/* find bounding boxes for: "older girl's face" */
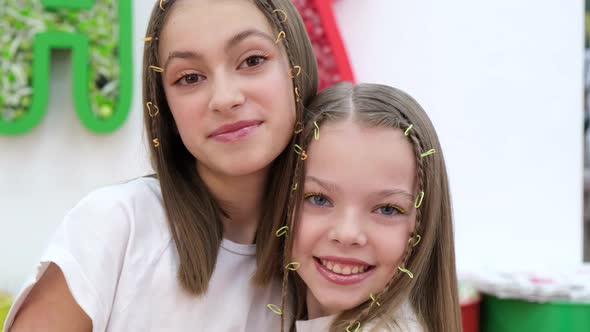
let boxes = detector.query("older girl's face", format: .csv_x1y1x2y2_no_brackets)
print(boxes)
292,120,418,318
159,0,296,177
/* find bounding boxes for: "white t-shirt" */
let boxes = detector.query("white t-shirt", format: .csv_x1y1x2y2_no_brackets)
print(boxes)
3,177,284,332
295,300,424,332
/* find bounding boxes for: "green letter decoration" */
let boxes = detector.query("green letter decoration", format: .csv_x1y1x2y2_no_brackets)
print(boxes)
0,0,132,135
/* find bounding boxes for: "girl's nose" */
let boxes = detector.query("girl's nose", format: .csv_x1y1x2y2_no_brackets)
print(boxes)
328,212,368,247
208,71,246,113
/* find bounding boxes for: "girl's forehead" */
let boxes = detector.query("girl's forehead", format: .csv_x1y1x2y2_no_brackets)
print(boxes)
315,120,406,143
164,0,270,33
309,122,411,164
159,0,274,55
306,120,416,191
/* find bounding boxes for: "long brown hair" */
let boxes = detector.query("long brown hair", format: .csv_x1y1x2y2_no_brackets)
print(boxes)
285,82,462,332
142,0,318,296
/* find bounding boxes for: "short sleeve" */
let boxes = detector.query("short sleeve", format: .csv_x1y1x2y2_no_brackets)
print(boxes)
3,186,133,332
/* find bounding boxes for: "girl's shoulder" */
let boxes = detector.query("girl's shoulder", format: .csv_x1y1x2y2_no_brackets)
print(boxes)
372,300,425,332
68,176,167,236
78,176,162,212
3,177,172,332
61,176,172,259
50,175,171,265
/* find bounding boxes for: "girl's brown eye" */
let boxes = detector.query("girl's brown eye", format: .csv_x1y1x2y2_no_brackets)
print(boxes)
240,55,267,68
183,74,201,84
175,73,204,86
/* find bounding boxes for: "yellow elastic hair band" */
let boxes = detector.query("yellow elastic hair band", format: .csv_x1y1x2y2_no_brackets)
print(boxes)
286,262,301,271
146,102,159,117
275,226,288,237
273,9,288,23
294,122,303,134
313,121,320,140
267,304,282,315
149,65,164,73
346,321,361,332
289,65,302,78
420,149,436,158
398,266,414,279
404,124,413,136
294,144,308,160
414,191,424,208
275,31,286,44
370,293,381,307
412,234,422,247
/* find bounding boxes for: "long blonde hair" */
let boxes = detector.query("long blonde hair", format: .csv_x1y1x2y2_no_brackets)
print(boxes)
141,0,318,295
285,82,462,332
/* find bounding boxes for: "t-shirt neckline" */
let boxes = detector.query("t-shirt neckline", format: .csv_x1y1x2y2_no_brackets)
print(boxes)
220,238,256,256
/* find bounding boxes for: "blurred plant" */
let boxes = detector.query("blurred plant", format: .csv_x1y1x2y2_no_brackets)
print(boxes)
0,0,119,123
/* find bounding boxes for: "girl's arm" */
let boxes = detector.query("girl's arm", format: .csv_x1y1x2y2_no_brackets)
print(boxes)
5,180,156,332
9,263,92,332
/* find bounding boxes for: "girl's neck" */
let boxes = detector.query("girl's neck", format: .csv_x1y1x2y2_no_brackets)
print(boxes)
197,163,268,245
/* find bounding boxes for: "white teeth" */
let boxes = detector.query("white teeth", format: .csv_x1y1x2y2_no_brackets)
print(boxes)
319,259,369,275
333,264,342,274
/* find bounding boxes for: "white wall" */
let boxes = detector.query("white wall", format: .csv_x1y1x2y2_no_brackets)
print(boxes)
0,0,584,294
0,3,153,294
332,0,585,272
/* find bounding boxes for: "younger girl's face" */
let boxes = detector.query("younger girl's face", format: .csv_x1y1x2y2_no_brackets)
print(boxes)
158,0,296,177
292,120,417,318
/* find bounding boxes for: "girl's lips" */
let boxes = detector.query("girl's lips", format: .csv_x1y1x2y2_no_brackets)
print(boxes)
313,257,375,286
209,120,262,143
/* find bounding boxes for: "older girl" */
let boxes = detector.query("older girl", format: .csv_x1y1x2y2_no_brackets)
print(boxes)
5,1,318,331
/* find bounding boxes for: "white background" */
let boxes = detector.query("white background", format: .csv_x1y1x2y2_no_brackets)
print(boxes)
0,0,585,294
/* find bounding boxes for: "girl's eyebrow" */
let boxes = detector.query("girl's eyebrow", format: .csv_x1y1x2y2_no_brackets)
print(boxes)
307,175,414,200
163,29,274,71
373,189,414,201
224,28,275,52
306,175,339,193
164,50,202,71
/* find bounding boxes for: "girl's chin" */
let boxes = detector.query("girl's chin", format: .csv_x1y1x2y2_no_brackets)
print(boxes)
309,293,367,317
197,156,273,178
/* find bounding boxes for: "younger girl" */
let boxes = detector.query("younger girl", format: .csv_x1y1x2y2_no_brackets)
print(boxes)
5,0,318,331
282,82,462,331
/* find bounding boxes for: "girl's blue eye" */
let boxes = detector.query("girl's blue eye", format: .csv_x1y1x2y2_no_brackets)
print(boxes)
304,193,332,207
375,205,405,216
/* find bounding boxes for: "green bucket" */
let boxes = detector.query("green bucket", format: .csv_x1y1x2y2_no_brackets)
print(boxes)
481,294,590,332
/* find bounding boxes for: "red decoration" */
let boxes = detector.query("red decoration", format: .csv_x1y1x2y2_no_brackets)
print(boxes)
293,0,355,91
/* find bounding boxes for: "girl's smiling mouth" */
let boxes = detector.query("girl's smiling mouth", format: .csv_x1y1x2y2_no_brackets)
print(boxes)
313,256,376,285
